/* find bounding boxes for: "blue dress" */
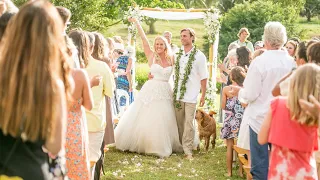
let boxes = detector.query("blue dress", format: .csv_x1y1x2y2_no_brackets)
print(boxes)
220,96,245,139
116,56,134,106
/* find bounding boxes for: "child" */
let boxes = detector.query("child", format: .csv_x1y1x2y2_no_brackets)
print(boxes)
221,66,246,177
258,64,320,179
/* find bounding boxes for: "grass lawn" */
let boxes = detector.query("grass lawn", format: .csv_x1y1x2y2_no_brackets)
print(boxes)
102,93,230,180
102,125,244,180
297,17,320,40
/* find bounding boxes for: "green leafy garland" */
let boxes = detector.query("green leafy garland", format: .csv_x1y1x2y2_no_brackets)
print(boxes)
173,46,198,109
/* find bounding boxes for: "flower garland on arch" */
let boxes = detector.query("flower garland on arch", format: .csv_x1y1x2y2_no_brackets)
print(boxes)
203,8,220,44
173,46,198,109
123,6,143,41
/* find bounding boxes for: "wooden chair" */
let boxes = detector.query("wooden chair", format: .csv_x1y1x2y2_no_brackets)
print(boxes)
233,143,252,179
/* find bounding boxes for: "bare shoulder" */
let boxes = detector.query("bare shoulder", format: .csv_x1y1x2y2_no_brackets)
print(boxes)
222,86,230,93
73,69,88,79
223,86,235,97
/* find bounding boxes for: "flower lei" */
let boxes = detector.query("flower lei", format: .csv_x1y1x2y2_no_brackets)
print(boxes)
203,8,220,44
173,46,198,109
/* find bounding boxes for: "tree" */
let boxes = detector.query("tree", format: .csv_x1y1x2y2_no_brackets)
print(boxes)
12,0,120,31
215,0,305,14
12,0,27,7
303,0,320,21
177,0,213,8
134,0,184,34
218,0,299,58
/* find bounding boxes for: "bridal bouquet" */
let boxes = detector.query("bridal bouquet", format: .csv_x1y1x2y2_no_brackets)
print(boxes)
203,8,220,44
124,6,143,41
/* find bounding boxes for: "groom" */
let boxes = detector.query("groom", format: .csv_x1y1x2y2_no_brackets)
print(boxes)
174,28,208,159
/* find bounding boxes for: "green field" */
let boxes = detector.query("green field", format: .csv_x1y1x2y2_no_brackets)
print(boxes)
104,19,207,52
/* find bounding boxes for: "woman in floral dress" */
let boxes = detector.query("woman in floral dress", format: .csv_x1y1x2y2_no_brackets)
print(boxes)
65,59,94,179
220,66,246,177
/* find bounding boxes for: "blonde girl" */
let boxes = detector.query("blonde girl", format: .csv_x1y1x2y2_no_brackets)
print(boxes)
259,64,320,179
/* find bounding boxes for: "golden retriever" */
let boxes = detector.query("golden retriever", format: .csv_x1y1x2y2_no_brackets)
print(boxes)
195,109,217,151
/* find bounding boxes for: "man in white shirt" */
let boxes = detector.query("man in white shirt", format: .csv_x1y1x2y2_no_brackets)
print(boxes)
174,28,208,160
231,22,295,179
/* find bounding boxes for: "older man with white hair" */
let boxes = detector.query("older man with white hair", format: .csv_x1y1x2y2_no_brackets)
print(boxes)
163,31,179,54
231,22,295,179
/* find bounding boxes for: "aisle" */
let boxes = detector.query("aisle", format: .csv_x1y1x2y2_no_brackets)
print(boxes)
102,127,244,180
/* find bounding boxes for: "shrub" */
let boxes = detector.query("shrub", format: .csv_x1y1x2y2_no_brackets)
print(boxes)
135,63,149,90
136,48,148,64
219,0,300,58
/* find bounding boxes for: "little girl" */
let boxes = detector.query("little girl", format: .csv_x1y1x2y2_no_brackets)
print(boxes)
258,64,320,179
221,66,246,177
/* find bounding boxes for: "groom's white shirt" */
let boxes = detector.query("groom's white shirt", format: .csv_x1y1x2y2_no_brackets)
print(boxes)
176,46,208,103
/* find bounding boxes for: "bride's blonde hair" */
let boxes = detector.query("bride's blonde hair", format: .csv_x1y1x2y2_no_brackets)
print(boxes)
288,63,320,126
153,36,173,66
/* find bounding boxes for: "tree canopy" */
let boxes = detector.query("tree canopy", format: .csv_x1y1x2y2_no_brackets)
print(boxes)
218,0,300,58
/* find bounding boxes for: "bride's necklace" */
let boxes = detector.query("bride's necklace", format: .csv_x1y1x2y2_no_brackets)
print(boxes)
173,46,197,109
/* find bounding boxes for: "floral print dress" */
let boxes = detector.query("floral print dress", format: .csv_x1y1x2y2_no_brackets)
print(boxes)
65,98,90,180
220,96,245,139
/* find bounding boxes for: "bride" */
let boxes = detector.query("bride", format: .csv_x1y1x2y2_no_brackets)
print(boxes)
114,17,183,158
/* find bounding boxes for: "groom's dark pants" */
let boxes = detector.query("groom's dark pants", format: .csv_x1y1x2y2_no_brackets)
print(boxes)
175,101,197,155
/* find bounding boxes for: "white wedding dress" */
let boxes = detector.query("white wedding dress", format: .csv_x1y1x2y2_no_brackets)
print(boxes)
114,63,183,158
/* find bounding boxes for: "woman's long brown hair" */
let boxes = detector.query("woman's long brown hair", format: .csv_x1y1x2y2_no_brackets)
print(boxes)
68,30,91,67
92,32,107,60
0,0,72,142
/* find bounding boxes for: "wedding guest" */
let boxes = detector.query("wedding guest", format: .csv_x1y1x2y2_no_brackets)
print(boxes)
114,43,134,105
231,27,254,53
221,66,246,177
285,40,298,57
217,43,239,124
91,31,117,180
218,42,240,78
259,64,319,179
254,41,264,51
0,0,6,16
231,22,296,180
92,32,110,66
0,1,71,179
113,35,124,46
106,37,115,61
56,6,82,70
252,49,266,59
0,11,15,41
272,40,318,97
298,41,320,178
307,41,320,64
236,46,252,70
87,31,115,178
163,31,179,54
0,0,18,14
65,45,94,180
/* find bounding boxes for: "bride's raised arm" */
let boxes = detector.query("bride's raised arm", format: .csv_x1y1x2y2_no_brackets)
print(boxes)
129,18,154,67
